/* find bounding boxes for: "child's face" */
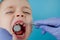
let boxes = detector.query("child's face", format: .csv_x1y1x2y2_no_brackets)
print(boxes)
0,0,32,40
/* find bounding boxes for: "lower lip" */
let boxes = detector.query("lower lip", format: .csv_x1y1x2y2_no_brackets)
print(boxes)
13,29,26,40
12,27,26,39
16,34,26,39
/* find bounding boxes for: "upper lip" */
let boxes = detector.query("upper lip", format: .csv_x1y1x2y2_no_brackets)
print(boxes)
14,20,24,26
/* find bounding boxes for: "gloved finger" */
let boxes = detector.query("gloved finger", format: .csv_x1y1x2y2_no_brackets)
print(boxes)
33,18,60,28
0,28,12,40
41,26,60,40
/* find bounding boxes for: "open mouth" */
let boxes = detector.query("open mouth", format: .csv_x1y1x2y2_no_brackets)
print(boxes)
12,20,26,39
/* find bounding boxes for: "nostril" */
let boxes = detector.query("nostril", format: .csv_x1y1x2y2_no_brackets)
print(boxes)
17,15,19,17
16,15,24,17
21,15,24,17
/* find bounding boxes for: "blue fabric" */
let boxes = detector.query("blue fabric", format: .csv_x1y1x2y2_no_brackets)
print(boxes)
33,18,60,40
0,28,12,40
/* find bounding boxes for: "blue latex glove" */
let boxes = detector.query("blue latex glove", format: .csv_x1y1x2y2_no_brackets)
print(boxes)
0,28,12,40
33,18,60,40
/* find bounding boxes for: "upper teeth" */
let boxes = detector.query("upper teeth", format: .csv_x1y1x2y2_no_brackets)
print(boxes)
14,24,21,32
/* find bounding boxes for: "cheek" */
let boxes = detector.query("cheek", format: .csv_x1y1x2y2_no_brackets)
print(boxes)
25,15,32,38
25,22,32,39
0,11,13,26
25,15,32,24
1,16,8,23
0,15,12,31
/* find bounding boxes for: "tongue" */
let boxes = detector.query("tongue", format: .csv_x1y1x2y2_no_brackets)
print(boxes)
15,31,24,35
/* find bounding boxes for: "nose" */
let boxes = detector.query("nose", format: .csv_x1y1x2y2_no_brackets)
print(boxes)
14,13,25,20
14,9,26,19
14,11,25,18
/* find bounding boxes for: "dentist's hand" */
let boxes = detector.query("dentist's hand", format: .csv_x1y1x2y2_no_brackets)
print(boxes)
34,18,60,40
0,28,12,40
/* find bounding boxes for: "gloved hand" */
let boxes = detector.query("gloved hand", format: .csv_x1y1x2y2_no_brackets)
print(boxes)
0,28,12,40
33,18,60,40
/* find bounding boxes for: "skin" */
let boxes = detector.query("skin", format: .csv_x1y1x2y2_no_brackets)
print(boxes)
0,0,32,40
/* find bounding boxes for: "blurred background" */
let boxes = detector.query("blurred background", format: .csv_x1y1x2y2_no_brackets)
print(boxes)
28,0,60,40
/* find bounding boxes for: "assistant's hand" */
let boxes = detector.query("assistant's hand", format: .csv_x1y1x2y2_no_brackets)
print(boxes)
33,18,60,40
0,28,12,40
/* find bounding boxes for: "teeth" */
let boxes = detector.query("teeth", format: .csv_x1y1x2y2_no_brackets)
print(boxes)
14,24,21,32
20,22,23,25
